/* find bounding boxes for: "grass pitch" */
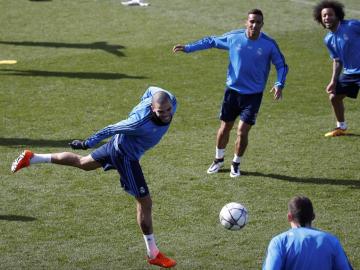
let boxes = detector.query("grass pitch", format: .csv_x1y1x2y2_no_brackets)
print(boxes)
1,0,360,269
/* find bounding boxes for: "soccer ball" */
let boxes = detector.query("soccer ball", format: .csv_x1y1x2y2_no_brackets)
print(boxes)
219,202,248,231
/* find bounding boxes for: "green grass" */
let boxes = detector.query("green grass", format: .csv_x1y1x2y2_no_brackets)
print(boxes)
1,0,360,269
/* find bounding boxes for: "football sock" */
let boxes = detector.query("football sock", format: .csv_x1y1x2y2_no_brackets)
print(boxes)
30,154,51,164
232,154,241,164
215,147,225,159
143,234,159,259
336,121,347,130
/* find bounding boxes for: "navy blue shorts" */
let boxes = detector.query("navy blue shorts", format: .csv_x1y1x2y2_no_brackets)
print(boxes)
220,88,263,125
336,73,360,99
91,137,149,198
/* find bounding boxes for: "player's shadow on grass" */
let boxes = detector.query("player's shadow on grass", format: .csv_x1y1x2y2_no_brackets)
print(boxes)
0,41,125,58
243,171,360,188
1,138,77,148
0,69,146,80
0,215,37,222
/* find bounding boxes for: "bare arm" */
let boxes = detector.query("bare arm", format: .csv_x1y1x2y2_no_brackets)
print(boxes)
326,59,343,94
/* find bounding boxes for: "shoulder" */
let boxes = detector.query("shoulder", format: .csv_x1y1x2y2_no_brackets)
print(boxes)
129,99,153,121
221,29,246,38
259,33,280,47
260,32,275,42
269,229,291,246
343,19,360,26
324,32,334,44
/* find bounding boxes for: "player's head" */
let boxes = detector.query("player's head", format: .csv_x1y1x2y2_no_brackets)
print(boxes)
287,196,315,227
151,91,173,124
246,9,264,39
313,0,345,29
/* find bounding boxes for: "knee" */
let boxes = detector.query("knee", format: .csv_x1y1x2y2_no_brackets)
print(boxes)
79,157,92,171
219,125,232,135
329,94,343,103
138,196,153,212
237,129,249,139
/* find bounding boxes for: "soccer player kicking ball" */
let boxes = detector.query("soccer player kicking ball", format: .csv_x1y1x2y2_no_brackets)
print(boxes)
11,86,177,268
314,1,360,137
173,9,288,177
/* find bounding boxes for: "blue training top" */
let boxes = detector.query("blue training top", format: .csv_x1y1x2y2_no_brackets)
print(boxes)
184,29,288,94
324,19,360,75
262,227,353,270
85,86,177,160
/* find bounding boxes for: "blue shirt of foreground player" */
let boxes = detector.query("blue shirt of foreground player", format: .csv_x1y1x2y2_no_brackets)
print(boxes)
183,30,288,94
84,86,177,160
262,227,353,270
324,19,360,74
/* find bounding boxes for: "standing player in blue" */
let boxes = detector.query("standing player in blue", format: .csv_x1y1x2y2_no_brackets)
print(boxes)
173,9,288,177
314,1,360,137
11,86,177,268
262,196,353,270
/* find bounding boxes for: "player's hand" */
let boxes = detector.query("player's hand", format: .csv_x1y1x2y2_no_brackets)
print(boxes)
270,86,282,100
173,44,185,53
326,81,336,94
69,140,88,150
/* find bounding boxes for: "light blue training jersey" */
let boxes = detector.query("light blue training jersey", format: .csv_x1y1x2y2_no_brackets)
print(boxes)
262,227,353,270
324,19,360,74
184,29,288,94
85,86,177,160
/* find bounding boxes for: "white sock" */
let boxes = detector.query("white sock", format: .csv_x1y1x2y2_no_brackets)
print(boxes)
232,154,241,164
143,234,159,259
30,154,51,164
336,121,347,130
215,147,225,160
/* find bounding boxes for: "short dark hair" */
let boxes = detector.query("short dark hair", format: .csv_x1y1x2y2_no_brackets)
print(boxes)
288,196,315,227
152,91,171,105
248,9,264,20
313,0,345,25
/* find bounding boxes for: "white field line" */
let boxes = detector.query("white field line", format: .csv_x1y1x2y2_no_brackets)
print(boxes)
290,0,360,15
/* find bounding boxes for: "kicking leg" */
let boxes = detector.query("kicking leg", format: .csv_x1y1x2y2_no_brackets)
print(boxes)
51,152,101,171
11,150,101,173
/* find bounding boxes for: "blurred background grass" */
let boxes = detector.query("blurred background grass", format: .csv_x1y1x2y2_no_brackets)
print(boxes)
1,0,359,269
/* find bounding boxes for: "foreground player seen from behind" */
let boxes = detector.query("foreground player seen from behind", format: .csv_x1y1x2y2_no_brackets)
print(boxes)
173,9,288,178
262,196,353,270
11,86,177,268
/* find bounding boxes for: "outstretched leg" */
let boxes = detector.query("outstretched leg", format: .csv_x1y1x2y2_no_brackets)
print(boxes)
51,152,101,171
11,150,101,173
